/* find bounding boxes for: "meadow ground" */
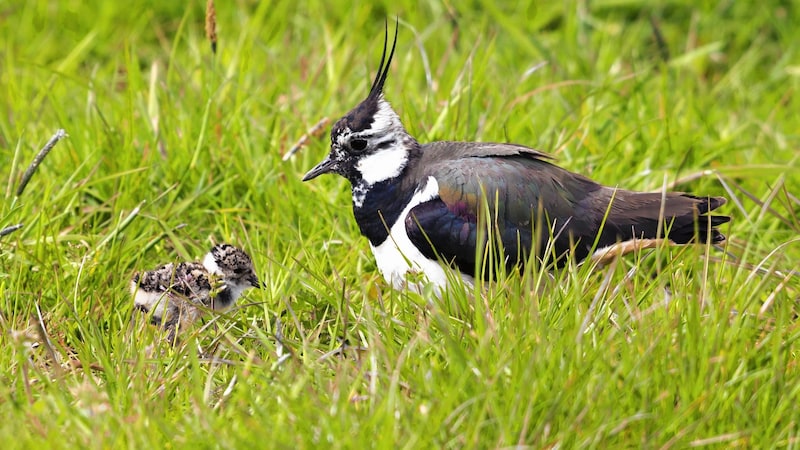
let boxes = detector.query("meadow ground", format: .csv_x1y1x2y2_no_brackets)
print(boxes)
1,1,799,448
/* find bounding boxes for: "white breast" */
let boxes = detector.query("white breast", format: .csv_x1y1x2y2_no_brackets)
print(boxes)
370,176,475,294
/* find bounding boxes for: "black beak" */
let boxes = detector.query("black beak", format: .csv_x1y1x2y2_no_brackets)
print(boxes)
302,154,336,181
249,274,263,289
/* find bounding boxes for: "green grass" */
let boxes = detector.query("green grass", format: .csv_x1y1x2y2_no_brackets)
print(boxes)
1,0,799,448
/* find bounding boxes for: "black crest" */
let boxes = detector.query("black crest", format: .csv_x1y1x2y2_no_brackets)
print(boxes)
368,18,399,101
332,19,399,136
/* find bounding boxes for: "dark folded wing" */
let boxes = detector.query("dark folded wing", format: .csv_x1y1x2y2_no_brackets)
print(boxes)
405,149,598,276
406,142,729,277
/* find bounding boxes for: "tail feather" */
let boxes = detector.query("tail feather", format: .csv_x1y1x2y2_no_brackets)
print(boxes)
570,191,730,261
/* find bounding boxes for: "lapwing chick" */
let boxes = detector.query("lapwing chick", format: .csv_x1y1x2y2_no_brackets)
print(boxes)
302,23,730,293
130,244,261,344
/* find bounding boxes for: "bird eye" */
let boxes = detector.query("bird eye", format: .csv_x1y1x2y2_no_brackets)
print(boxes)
350,139,368,152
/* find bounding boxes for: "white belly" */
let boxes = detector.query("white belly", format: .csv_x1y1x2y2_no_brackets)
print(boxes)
370,176,475,294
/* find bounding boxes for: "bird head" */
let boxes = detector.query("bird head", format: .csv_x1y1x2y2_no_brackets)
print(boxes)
203,244,262,294
303,21,418,189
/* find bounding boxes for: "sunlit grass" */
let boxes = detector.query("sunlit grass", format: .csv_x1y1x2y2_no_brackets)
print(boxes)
0,0,798,448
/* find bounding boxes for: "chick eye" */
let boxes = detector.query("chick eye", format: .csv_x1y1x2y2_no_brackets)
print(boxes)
350,139,368,152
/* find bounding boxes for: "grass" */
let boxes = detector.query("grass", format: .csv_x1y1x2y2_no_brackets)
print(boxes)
1,0,799,447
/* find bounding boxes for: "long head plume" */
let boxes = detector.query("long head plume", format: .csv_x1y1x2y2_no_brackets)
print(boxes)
367,18,398,101
301,18,408,184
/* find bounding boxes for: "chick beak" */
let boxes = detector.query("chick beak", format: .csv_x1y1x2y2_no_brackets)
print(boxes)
249,274,263,289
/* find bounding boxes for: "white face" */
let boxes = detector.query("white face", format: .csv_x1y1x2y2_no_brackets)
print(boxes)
355,145,409,185
202,248,258,304
131,286,169,320
351,99,411,184
305,92,419,190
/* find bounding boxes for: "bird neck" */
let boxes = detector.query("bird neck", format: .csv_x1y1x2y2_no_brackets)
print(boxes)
352,176,417,246
210,286,235,310
350,117,424,246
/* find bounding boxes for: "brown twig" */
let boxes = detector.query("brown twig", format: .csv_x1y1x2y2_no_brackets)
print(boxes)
17,129,67,196
647,169,716,193
205,0,218,54
283,117,330,161
589,238,668,267
34,301,65,379
67,360,106,372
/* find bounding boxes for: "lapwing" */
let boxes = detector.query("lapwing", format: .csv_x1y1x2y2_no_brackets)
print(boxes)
303,24,730,293
131,243,261,343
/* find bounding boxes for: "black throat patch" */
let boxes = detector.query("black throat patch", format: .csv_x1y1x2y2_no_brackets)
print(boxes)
352,177,416,246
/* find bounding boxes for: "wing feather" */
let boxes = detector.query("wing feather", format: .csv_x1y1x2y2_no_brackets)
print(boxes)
404,142,729,278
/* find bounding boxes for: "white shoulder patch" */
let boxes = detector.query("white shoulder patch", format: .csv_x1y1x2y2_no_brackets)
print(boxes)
370,176,475,294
